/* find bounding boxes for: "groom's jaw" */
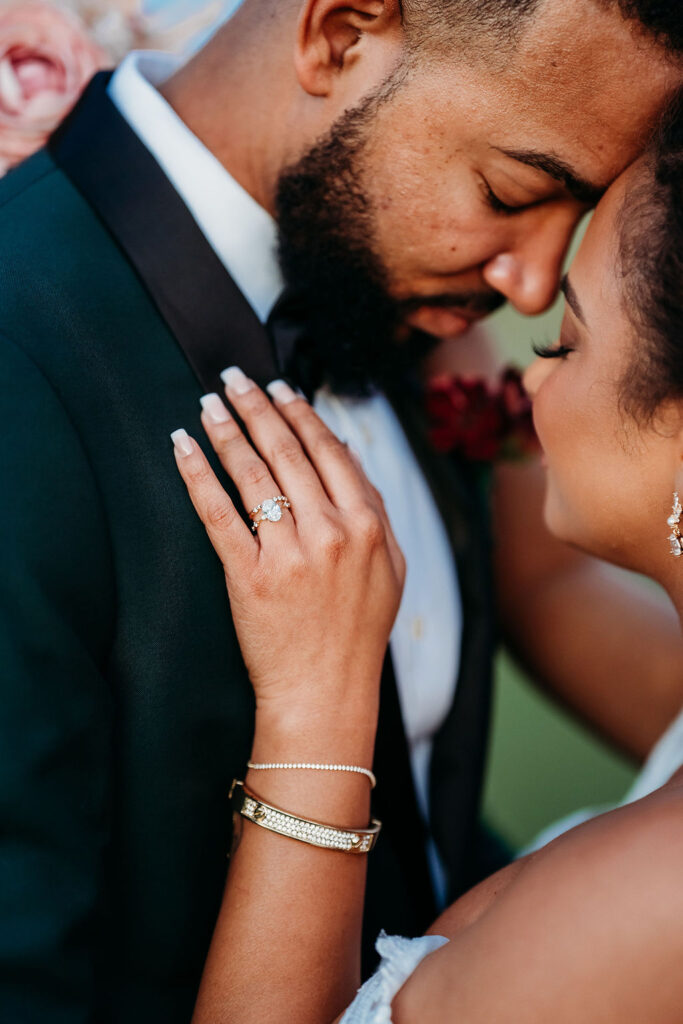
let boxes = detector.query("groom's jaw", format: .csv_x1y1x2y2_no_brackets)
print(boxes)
397,290,507,340
403,307,472,339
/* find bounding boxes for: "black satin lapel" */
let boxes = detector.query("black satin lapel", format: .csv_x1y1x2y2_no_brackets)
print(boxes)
48,73,280,397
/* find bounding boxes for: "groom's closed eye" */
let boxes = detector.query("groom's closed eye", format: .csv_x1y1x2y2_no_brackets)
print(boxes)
482,180,532,216
496,148,607,207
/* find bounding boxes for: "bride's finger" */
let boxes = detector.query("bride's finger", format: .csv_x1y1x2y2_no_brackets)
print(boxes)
267,384,406,579
219,369,329,511
266,380,378,513
197,392,296,539
170,429,257,574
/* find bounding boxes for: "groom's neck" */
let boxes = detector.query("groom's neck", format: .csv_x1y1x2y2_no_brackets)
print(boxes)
160,1,315,218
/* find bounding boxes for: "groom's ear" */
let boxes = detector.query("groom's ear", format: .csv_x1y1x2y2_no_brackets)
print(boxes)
294,0,403,97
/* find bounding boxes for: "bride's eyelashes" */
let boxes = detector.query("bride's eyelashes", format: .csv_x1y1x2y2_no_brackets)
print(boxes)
532,339,576,360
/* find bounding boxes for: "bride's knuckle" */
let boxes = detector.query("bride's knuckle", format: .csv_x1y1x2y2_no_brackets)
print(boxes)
271,438,303,466
242,389,270,417
241,461,271,490
319,524,349,564
314,432,346,460
219,430,245,454
370,483,385,508
356,509,384,548
287,402,315,427
285,550,308,579
185,460,211,486
205,500,236,530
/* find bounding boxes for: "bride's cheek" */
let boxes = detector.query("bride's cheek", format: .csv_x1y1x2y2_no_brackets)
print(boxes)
530,374,582,538
528,374,559,464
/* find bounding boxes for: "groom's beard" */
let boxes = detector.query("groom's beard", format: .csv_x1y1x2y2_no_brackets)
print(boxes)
275,92,506,395
275,92,406,396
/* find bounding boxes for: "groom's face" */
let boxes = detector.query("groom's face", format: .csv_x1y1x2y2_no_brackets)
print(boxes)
275,0,680,392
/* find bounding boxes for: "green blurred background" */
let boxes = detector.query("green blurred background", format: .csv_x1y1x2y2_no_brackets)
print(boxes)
479,221,638,850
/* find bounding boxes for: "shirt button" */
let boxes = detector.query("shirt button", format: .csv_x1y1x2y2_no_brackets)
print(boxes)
412,616,425,640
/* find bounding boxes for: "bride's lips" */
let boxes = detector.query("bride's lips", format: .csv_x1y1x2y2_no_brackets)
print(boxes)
403,304,475,338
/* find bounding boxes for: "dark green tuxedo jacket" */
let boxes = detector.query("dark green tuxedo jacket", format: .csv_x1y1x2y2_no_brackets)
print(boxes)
0,75,495,1022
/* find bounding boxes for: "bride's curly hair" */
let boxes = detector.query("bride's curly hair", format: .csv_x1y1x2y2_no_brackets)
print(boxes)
618,89,683,423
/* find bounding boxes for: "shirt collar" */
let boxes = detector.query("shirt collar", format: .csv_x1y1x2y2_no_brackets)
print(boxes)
108,50,284,323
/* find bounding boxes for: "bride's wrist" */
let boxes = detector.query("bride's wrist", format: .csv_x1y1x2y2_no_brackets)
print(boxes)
251,694,379,767
244,687,380,829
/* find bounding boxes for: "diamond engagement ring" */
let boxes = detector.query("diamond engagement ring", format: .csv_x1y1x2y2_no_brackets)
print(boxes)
249,495,291,531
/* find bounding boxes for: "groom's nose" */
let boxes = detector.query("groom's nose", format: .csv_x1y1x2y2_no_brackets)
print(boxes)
480,205,585,316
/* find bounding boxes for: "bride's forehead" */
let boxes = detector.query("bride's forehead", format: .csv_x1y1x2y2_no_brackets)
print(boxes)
602,159,649,210
574,166,645,281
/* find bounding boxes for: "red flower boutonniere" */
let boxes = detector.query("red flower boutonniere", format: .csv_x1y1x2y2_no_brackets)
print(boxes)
427,367,539,462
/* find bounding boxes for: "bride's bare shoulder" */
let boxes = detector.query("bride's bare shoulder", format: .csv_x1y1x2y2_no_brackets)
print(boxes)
395,780,683,1024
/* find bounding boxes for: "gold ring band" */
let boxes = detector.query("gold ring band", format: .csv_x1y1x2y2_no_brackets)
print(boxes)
249,495,291,531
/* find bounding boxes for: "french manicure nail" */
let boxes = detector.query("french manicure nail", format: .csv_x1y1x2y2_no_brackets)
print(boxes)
220,366,255,395
266,379,298,404
200,393,232,423
171,428,194,457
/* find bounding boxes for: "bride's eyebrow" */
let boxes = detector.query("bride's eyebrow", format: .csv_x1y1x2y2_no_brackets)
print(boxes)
561,274,587,325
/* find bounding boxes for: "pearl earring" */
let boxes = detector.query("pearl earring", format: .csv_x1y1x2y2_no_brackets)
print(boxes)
668,492,682,557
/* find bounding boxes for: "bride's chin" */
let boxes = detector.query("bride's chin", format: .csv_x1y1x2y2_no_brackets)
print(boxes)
541,490,575,545
545,500,660,577
542,492,610,562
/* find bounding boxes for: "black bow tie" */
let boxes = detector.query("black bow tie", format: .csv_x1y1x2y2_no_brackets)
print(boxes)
266,287,325,401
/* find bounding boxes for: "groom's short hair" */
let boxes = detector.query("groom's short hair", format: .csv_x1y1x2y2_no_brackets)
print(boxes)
402,0,683,56
402,0,539,51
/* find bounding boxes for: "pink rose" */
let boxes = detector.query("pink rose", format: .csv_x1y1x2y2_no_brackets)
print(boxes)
0,2,108,175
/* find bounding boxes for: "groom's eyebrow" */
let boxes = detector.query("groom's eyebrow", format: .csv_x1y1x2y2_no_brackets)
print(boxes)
561,274,586,325
496,148,606,205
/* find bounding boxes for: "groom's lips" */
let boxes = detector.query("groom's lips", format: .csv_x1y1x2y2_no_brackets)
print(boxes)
403,304,479,339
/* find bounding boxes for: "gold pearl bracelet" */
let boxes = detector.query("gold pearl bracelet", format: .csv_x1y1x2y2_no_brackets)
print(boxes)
229,780,382,854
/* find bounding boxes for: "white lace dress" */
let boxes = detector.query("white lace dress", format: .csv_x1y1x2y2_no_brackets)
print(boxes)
341,706,683,1021
340,932,449,1023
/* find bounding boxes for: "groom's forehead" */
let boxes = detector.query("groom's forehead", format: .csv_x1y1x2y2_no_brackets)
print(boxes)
384,9,681,187
403,0,679,114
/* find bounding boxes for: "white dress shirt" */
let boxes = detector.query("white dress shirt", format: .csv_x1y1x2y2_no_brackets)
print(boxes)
109,52,463,900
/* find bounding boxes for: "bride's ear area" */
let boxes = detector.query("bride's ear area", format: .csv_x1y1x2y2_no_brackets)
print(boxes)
666,460,683,558
294,0,401,96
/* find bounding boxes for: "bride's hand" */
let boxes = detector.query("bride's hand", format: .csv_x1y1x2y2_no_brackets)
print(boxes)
172,372,405,730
